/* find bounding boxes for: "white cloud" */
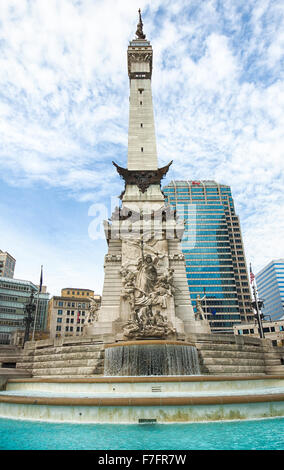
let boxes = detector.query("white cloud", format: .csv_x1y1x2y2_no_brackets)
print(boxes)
0,0,283,287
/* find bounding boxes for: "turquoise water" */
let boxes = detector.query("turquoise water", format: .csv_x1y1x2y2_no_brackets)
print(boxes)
0,417,283,450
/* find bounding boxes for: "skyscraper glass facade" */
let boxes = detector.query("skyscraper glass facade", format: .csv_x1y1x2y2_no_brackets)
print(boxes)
256,259,284,320
163,180,253,334
0,277,49,344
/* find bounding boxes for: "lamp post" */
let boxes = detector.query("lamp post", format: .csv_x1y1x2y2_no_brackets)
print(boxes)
23,291,36,348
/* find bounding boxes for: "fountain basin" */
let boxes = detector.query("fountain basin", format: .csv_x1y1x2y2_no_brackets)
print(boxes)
1,375,284,423
104,340,200,376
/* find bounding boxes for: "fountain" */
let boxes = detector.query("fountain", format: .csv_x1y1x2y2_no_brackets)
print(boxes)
104,341,201,376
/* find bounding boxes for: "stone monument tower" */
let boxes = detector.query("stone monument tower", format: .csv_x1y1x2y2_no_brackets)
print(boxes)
84,11,210,341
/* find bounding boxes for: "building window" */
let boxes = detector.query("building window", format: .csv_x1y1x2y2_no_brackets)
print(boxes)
57,310,63,315
58,301,63,306
141,147,143,152
56,326,61,331
141,123,143,127
57,318,62,323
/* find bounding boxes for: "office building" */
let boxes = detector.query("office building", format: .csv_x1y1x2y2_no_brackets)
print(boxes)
0,276,50,344
163,180,254,333
48,288,101,339
0,250,16,278
256,259,284,320
233,318,284,347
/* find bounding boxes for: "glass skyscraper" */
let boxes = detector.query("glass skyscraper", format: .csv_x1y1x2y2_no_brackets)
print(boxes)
163,180,254,334
256,259,284,320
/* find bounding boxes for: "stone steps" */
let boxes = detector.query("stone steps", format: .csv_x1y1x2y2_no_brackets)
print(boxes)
29,344,104,356
26,359,104,369
31,366,103,376
19,351,103,363
197,344,265,353
16,340,106,377
200,350,266,359
201,357,265,366
202,364,267,375
266,366,284,375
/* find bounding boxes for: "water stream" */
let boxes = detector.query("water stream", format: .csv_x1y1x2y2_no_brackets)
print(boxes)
104,343,200,376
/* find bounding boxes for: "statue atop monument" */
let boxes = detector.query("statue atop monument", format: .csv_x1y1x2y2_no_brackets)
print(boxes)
136,8,146,39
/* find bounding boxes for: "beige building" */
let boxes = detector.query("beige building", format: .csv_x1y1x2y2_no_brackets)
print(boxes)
0,250,16,278
48,288,101,339
234,319,284,347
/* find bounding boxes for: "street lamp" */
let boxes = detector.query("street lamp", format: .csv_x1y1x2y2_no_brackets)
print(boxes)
23,291,36,348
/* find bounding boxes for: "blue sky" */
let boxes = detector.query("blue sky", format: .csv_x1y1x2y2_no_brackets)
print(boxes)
0,0,283,296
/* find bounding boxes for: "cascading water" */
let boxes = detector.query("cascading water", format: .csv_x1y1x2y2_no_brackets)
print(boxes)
104,342,201,376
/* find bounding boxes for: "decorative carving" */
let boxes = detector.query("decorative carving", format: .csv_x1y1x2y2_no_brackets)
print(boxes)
111,205,176,223
120,241,176,338
123,310,175,338
195,295,207,321
105,254,122,262
169,253,184,261
84,297,100,325
128,52,152,63
127,51,152,78
113,161,173,193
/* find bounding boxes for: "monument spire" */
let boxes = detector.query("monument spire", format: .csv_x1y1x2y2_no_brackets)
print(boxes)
127,12,157,171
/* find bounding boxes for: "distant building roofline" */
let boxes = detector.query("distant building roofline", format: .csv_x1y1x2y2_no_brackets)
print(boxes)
61,288,95,292
163,180,230,188
0,250,16,261
256,259,284,277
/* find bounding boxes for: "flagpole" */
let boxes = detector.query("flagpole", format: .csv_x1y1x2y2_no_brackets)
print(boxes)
32,265,43,341
250,263,264,339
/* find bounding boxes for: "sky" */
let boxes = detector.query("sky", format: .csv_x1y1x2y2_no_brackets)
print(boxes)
0,0,283,297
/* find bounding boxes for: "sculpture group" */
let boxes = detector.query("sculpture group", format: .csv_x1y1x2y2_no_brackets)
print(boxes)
120,242,176,338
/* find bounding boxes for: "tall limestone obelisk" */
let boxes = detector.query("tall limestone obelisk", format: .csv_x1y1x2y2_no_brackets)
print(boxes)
84,11,210,340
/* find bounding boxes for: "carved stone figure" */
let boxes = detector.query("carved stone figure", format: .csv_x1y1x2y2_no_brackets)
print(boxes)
85,296,99,325
136,254,158,296
120,244,176,338
120,268,137,312
195,295,206,321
